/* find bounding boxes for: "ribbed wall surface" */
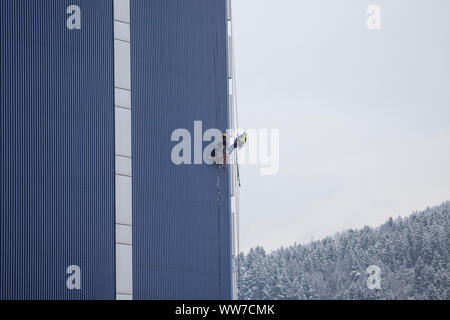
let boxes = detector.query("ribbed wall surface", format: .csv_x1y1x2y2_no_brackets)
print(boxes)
0,0,115,299
131,0,232,299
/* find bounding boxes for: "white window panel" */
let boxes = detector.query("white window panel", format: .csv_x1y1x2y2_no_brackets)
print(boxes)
114,40,131,90
115,107,131,157
116,224,132,245
116,155,132,176
113,0,130,23
228,36,232,77
116,175,132,226
116,294,132,300
115,88,131,109
114,0,132,301
116,244,133,295
114,21,130,42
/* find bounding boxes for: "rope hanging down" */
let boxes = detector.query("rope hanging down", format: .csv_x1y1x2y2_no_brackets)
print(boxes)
228,0,243,299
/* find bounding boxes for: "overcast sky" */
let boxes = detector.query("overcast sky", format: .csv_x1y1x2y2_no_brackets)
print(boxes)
232,0,450,252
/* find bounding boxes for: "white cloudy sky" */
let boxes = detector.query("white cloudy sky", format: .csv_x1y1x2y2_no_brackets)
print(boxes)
232,0,450,251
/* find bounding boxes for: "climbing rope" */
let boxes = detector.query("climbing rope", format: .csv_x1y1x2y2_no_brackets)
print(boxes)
228,0,242,299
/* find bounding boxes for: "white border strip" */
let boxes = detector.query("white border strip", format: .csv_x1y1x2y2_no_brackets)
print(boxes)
113,0,133,301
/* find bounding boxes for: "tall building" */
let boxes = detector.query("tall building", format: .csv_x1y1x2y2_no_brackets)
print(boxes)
0,0,234,300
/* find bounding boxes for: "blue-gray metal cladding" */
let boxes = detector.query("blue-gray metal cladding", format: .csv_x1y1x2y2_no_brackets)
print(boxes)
0,0,115,299
131,0,232,299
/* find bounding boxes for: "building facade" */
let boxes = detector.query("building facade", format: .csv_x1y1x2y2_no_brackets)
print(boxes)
0,0,232,300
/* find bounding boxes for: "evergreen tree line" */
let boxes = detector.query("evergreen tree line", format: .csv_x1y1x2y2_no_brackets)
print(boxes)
237,202,450,300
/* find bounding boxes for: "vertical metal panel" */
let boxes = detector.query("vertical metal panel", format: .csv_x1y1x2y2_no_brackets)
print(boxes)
0,0,115,299
130,0,232,299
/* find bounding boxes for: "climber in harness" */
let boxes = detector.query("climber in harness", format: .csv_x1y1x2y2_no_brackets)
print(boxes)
209,132,248,166
210,133,228,160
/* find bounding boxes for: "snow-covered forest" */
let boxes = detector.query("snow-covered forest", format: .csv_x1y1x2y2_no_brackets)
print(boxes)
237,202,449,300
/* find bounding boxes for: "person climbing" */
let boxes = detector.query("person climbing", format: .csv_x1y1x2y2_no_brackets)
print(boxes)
210,132,247,159
210,133,227,159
